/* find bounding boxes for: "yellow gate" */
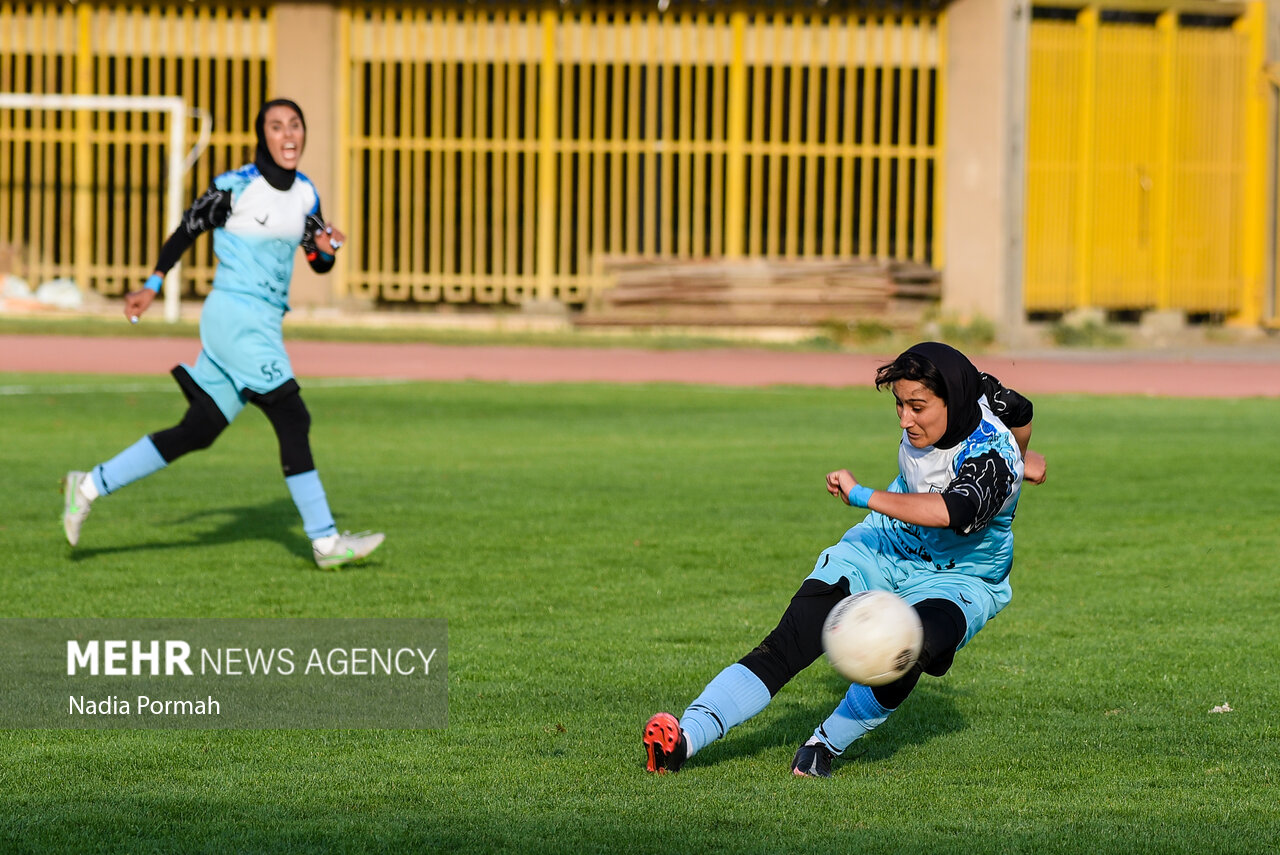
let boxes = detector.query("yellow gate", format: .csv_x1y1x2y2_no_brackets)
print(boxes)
1025,2,1266,321
340,7,944,305
0,2,272,297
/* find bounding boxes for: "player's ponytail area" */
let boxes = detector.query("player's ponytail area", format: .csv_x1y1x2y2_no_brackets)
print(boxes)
4,372,1277,853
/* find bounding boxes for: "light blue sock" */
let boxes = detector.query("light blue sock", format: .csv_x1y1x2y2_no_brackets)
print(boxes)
679,663,772,757
811,683,893,755
91,437,167,496
285,470,338,540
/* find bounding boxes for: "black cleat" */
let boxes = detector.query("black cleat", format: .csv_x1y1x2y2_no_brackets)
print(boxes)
791,741,835,778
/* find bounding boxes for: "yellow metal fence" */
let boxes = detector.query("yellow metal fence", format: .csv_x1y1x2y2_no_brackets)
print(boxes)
341,8,944,305
0,1,271,296
1025,2,1266,320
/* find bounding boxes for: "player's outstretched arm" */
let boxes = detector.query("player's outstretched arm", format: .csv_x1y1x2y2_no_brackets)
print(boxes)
827,469,950,528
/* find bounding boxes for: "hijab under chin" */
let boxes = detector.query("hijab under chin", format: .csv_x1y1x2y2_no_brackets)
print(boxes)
905,341,982,450
254,98,306,191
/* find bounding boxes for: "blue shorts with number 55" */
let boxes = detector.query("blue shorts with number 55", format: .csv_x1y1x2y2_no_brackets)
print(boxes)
180,287,294,423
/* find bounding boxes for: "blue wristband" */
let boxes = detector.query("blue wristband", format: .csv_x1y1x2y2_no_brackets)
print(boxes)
144,273,164,293
846,484,874,508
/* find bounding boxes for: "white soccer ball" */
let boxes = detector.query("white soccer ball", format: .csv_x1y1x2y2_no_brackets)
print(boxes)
821,591,924,686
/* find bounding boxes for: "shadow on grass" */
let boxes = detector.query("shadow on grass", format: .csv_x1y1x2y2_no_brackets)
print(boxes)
68,497,313,564
684,678,967,773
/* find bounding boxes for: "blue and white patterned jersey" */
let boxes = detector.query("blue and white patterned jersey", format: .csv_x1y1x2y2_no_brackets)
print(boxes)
862,397,1025,583
157,165,326,312
203,165,321,310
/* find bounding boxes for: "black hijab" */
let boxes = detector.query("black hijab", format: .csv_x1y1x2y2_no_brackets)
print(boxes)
254,99,306,191
905,341,982,450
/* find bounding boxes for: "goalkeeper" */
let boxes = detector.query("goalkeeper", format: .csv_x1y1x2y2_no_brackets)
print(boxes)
61,99,383,570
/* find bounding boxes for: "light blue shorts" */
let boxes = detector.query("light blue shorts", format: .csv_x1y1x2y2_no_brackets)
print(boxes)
182,288,294,423
806,524,1012,649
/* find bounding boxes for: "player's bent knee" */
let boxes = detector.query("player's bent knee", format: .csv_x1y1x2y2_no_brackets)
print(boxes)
913,598,967,677
739,578,851,696
254,386,315,476
150,404,227,462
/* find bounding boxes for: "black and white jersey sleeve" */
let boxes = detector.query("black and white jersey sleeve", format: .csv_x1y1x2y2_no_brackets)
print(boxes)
152,185,233,274
980,373,1033,429
940,448,1018,535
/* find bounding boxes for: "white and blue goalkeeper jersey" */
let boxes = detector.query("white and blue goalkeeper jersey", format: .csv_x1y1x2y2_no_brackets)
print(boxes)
862,397,1025,583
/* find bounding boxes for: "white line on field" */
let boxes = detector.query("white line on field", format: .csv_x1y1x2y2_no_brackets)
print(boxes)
0,377,417,396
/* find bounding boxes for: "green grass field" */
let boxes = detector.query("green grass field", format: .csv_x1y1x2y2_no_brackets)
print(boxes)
2,373,1277,853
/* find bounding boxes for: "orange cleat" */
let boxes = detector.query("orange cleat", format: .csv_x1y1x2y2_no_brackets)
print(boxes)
643,712,688,774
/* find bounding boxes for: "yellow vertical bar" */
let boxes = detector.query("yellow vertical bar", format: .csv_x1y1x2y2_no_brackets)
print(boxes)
678,15,693,258
480,16,493,291
591,14,607,269
643,16,658,255
559,16,575,292
933,10,946,269
1153,11,1174,310
840,16,857,257
725,11,747,257
821,19,841,257
750,27,768,256
0,3,10,254
786,16,806,257
558,16,574,292
894,18,911,261
708,16,725,257
535,10,557,298
74,1,92,291
490,12,505,287
29,3,44,286
1073,7,1098,309
912,13,930,264
858,17,876,257
627,27,641,254
1235,1,1266,324
461,14,475,285
875,16,892,259
660,16,675,257
523,19,538,286
403,15,420,294
691,18,707,258
93,7,110,291
429,13,443,289
445,17,460,296
611,17,627,257
768,20,785,256
803,17,820,257
369,11,385,294
576,16,593,289
610,18,625,256
506,21,520,286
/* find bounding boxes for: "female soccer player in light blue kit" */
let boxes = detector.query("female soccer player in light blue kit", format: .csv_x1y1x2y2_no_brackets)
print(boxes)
644,342,1046,776
62,99,384,570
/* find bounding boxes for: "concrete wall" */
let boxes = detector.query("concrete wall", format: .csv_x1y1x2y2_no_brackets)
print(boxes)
942,0,1030,340
273,2,342,308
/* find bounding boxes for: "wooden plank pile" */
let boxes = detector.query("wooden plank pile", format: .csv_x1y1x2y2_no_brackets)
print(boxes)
576,257,939,327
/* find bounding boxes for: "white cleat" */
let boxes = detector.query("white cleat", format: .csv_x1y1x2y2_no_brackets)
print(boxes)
62,470,94,547
313,530,385,570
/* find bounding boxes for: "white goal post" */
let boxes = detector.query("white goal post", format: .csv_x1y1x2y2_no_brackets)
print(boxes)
0,93,211,323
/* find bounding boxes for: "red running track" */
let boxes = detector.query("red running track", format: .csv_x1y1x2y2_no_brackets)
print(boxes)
3,333,1280,398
